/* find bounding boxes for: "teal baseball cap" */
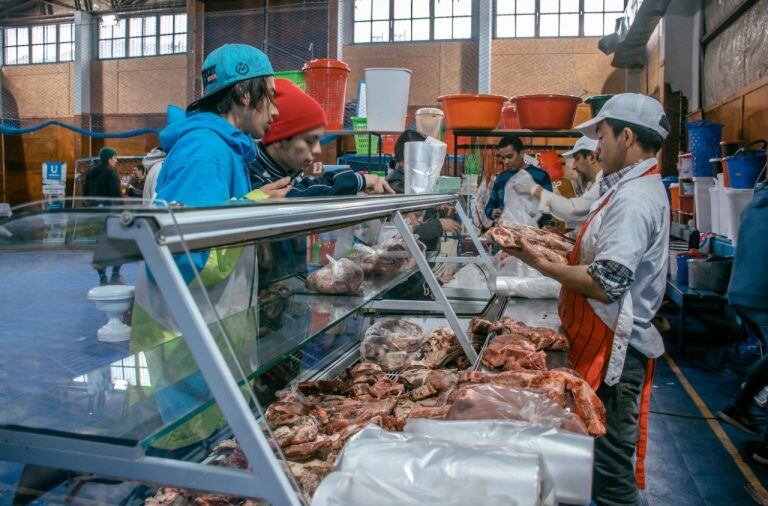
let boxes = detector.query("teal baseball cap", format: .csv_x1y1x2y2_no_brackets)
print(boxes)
187,43,274,111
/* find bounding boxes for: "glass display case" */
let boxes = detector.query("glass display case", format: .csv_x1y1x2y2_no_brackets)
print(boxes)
0,194,502,505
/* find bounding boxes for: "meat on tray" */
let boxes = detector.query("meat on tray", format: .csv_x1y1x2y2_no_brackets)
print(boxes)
489,317,569,351
486,225,570,265
360,318,425,371
481,333,548,371
356,236,427,276
305,257,364,294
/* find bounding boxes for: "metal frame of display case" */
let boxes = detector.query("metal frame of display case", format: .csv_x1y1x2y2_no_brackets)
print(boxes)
0,194,493,506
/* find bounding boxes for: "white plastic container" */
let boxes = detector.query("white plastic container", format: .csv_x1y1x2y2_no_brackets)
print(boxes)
365,68,412,132
678,153,693,179
415,107,444,139
693,177,715,232
709,185,721,235
723,187,755,246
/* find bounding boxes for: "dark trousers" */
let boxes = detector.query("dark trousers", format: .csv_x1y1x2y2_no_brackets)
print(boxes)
593,347,648,506
733,307,768,442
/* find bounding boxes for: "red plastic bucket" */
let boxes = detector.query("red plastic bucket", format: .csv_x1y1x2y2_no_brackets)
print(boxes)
500,102,520,129
303,59,350,130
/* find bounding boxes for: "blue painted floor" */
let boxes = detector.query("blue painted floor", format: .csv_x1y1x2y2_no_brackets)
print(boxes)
1,246,767,504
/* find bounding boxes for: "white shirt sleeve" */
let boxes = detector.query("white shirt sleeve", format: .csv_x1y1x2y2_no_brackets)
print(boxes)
537,180,601,222
593,189,658,274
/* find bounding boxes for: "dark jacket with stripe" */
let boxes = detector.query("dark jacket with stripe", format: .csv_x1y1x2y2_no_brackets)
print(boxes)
249,143,365,197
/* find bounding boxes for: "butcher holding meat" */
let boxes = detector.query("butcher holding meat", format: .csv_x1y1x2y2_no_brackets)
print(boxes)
499,94,671,506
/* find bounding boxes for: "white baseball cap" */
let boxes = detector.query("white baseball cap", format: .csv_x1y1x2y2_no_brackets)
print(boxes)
575,93,669,140
561,136,599,157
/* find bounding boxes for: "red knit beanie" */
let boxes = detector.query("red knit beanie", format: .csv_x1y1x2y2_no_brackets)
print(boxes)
262,78,327,145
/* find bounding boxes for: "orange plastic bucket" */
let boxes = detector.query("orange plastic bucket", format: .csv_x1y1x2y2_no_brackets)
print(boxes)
438,94,507,130
515,94,583,130
303,59,350,130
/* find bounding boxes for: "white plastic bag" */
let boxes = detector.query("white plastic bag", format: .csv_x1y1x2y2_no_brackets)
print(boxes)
405,419,594,506
404,137,447,195
315,425,543,506
499,170,540,226
491,251,561,299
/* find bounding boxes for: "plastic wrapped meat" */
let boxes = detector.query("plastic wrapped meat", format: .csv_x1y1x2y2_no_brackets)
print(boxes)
305,257,364,294
288,460,333,499
361,318,425,371
354,237,427,276
405,419,594,505
446,384,588,436
316,425,544,506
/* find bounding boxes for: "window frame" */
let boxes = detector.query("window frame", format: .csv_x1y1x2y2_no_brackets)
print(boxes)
352,0,475,44
3,22,75,66
97,11,187,61
493,0,625,39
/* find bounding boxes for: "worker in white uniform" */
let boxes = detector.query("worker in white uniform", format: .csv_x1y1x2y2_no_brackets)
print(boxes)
499,93,671,505
512,136,603,227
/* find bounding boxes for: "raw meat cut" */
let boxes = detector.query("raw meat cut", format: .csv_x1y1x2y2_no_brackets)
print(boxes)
486,226,570,265
481,332,547,371
288,460,333,498
406,404,452,421
306,257,364,294
361,318,425,371
489,317,569,351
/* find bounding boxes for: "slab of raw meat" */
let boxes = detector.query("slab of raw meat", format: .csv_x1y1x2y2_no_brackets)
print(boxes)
486,226,569,264
288,460,333,498
283,436,333,462
406,404,452,421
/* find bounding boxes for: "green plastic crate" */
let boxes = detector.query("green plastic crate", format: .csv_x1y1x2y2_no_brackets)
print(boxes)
275,70,306,91
352,117,379,155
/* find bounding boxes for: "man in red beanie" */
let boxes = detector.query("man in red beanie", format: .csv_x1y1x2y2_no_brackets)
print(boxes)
250,78,393,196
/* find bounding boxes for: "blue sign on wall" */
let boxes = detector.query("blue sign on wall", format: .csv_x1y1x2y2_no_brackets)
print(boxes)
44,162,65,181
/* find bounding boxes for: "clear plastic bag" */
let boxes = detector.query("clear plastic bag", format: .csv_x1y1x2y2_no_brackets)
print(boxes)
491,251,561,299
306,256,364,294
446,384,588,435
361,318,425,371
404,419,594,506
314,425,542,506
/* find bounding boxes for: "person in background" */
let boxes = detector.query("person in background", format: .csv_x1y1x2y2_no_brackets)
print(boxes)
84,146,123,285
716,186,768,463
514,136,603,226
251,79,393,196
386,129,427,194
141,147,165,202
387,129,460,249
501,94,671,505
125,165,146,199
485,135,552,227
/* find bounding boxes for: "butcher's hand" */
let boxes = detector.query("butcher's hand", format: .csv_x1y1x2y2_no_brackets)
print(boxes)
501,237,548,270
440,218,461,234
259,177,293,198
363,174,396,194
492,208,502,219
511,177,536,196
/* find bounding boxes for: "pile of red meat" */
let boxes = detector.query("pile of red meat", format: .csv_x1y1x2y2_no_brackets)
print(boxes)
146,318,606,504
486,222,572,265
474,316,569,372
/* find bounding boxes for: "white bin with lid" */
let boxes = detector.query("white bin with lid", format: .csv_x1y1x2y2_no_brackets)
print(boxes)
693,177,715,232
365,68,412,132
723,187,755,246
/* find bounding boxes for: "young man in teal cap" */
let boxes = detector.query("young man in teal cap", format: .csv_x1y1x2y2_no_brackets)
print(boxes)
155,43,290,206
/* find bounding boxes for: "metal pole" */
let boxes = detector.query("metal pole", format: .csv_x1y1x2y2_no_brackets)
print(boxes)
117,218,300,506
392,211,478,364
454,200,494,273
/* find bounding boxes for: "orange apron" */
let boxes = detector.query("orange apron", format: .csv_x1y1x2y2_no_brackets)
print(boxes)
557,165,659,488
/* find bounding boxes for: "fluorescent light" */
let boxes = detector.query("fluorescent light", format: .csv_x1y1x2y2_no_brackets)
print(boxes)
101,15,118,27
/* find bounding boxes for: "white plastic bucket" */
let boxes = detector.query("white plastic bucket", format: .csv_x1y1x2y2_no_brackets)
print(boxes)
709,185,721,235
365,68,412,132
723,187,755,246
415,107,444,139
693,177,714,232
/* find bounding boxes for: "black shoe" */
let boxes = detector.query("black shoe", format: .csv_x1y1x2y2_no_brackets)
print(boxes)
109,275,125,285
753,445,768,465
717,407,761,436
99,275,109,286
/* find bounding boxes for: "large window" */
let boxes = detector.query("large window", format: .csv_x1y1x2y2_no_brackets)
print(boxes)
99,13,186,59
4,23,74,65
353,0,473,43
495,0,624,38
